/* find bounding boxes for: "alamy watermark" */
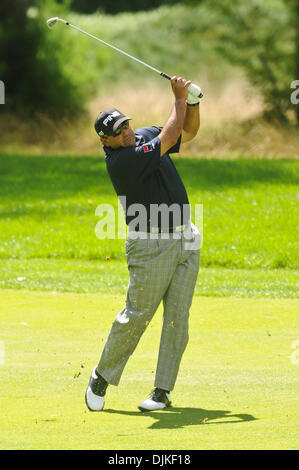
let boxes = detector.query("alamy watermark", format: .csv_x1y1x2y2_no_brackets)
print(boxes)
94,196,203,250
0,80,4,104
290,80,299,105
290,340,299,365
0,341,4,365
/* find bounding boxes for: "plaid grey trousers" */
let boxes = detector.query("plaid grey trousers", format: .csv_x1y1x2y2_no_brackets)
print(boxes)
96,226,200,391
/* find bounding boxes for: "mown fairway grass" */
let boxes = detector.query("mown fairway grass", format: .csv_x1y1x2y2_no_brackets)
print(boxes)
0,259,298,298
0,154,298,450
0,290,298,450
0,154,298,270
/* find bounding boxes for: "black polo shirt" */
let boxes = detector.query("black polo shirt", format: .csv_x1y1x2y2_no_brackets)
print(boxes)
104,126,190,230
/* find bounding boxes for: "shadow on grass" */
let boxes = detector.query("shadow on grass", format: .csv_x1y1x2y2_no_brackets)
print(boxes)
103,406,257,430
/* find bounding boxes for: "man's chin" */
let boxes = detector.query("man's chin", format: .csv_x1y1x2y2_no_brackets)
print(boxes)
123,137,136,147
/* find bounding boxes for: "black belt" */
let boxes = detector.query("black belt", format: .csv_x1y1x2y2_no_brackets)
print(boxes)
129,224,186,234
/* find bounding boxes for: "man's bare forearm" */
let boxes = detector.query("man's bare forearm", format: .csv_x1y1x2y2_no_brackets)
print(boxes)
183,103,200,137
158,76,191,155
164,98,186,142
159,97,186,155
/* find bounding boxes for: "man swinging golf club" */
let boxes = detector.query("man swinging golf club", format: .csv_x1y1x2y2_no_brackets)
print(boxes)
85,76,201,412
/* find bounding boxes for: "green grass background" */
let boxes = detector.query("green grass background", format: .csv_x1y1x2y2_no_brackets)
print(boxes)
0,153,298,450
0,155,298,269
0,290,298,450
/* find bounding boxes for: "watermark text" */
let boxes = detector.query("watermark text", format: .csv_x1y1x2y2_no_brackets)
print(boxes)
290,80,299,105
0,341,5,365
290,340,299,365
0,80,5,104
94,197,203,250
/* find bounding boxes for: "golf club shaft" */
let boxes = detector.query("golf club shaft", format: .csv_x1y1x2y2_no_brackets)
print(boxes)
47,17,202,98
62,20,171,80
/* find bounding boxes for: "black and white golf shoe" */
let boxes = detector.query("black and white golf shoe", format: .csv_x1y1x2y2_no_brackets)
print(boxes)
85,367,108,411
138,388,172,411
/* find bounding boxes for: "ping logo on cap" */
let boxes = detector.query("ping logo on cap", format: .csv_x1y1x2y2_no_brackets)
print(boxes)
103,111,121,127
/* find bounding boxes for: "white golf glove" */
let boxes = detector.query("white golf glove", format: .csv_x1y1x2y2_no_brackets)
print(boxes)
186,83,203,106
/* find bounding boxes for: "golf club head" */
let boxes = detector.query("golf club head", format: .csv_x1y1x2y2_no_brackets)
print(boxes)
46,17,59,28
46,17,68,28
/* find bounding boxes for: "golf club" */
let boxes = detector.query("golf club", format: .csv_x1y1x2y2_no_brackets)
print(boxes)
46,17,203,99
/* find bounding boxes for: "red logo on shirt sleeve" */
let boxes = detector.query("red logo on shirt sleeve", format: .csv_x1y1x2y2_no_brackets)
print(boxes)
142,143,153,153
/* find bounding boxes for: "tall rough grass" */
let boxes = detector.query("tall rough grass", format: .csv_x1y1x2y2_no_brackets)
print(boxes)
1,77,298,158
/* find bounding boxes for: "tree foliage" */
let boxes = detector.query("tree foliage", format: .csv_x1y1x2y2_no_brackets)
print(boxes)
294,0,299,123
69,0,182,15
208,0,298,124
0,0,84,117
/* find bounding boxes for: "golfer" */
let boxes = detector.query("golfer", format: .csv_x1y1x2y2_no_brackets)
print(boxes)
86,76,201,411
